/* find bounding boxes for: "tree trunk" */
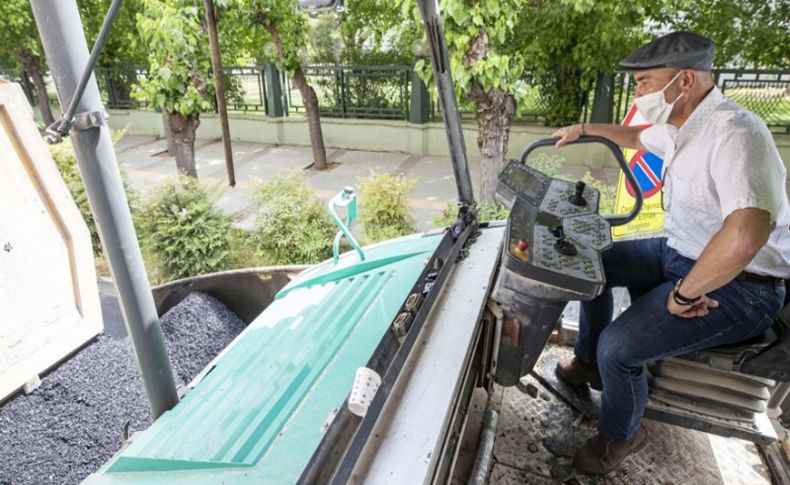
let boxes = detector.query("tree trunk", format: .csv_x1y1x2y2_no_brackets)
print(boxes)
167,111,200,177
162,110,176,154
262,24,327,170
20,53,55,127
464,30,516,203
292,67,327,170
471,86,516,203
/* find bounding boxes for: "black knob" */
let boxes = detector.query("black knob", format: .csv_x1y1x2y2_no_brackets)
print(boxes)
551,225,565,239
552,225,577,256
569,181,587,206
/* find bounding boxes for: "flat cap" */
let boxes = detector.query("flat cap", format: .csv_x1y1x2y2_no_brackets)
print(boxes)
618,31,715,72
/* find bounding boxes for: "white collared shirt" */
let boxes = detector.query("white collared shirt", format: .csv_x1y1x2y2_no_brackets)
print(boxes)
640,87,790,278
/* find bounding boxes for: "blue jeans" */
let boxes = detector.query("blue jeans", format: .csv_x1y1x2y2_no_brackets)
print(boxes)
576,237,785,441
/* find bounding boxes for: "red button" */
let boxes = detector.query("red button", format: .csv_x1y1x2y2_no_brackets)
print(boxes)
517,240,528,251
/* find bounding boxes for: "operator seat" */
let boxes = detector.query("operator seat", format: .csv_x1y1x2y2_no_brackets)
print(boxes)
675,281,790,382
646,285,789,429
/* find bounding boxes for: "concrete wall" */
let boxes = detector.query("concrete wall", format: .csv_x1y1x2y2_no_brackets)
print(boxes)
108,109,790,171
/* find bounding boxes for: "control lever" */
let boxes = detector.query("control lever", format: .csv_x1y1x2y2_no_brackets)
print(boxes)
519,135,643,226
552,225,577,256
569,181,587,206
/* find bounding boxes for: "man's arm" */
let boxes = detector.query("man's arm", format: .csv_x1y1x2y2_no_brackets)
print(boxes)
668,208,772,318
552,123,647,151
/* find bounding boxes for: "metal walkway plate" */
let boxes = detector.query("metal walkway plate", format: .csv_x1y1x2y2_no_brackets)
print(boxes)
492,346,771,484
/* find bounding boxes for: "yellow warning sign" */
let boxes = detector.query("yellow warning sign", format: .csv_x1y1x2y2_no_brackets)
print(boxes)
612,106,666,240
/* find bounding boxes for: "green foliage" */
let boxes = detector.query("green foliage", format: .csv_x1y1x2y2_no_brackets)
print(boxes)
407,0,528,112
136,176,234,282
336,0,421,66
78,0,147,68
432,201,509,229
251,174,336,264
357,173,417,243
133,0,214,116
49,130,129,255
0,1,43,68
515,1,647,125
306,15,344,64
580,172,617,215
220,0,311,76
653,0,790,69
524,152,571,179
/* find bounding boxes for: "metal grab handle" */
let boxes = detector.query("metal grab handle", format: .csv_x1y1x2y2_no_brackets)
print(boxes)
328,187,366,265
519,136,643,227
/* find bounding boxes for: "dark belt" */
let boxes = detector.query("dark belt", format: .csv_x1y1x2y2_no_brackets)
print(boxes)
735,270,785,286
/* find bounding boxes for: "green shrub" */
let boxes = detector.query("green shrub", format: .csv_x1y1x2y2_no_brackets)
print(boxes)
136,176,234,282
581,172,617,214
49,130,129,255
525,152,573,180
357,173,417,244
251,174,336,265
432,201,509,228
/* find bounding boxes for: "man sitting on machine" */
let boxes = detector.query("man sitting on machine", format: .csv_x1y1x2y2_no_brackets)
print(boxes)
551,31,790,475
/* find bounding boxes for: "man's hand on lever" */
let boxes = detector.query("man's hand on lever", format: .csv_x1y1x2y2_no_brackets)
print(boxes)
552,123,648,151
552,124,583,148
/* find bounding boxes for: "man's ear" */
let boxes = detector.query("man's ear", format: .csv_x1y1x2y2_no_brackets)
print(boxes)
681,69,696,92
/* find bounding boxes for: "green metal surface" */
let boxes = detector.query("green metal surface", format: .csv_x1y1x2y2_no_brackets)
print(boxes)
84,232,442,484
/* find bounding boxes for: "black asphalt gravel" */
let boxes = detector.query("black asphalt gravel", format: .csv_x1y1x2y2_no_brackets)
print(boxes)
0,291,246,485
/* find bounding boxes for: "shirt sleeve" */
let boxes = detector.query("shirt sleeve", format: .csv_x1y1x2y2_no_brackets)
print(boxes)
710,125,785,223
639,125,669,159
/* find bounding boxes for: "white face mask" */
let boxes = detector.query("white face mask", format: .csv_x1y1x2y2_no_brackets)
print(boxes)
634,70,685,125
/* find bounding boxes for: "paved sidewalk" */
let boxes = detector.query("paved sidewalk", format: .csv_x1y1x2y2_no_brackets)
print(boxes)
114,135,619,232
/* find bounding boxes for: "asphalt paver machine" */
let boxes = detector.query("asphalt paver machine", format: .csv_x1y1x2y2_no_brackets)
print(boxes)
25,0,789,483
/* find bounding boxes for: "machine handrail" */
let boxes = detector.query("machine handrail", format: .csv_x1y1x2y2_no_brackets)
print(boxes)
328,187,366,264
519,135,643,227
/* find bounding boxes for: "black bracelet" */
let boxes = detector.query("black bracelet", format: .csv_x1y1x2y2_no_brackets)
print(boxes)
673,278,701,305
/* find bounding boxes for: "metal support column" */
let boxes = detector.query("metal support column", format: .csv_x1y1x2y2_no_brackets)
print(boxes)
29,0,179,419
416,0,475,206
590,72,614,124
264,62,284,117
408,66,429,124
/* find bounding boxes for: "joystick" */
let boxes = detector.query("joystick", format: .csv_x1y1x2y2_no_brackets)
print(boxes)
569,181,587,206
552,225,577,256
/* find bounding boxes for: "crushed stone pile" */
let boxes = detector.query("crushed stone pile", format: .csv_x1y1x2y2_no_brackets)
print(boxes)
0,291,246,485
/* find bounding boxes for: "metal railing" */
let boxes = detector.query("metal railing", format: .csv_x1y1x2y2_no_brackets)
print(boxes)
221,66,268,112
95,66,149,109
428,71,550,125
285,65,411,120
7,63,788,133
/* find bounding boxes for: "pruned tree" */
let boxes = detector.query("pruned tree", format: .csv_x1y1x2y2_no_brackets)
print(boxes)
408,0,529,202
133,0,214,177
371,0,649,202
222,0,328,170
1,0,55,126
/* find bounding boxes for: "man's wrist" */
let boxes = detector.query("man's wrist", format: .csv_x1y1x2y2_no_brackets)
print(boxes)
673,278,701,305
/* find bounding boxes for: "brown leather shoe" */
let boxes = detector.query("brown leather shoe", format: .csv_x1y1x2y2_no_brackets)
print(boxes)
572,425,648,475
555,356,603,391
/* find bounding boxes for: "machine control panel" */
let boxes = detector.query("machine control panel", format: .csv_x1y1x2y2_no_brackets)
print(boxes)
495,160,613,299
491,137,640,387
